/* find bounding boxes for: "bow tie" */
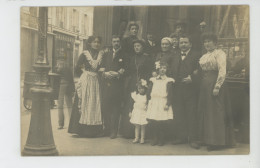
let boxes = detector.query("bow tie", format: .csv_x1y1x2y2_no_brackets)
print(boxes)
181,53,186,56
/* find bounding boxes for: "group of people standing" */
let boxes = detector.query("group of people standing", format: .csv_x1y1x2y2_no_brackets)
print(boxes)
57,21,236,152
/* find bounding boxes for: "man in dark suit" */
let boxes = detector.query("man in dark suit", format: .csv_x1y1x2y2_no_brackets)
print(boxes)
169,33,180,55
171,34,200,149
144,31,160,60
192,21,208,56
100,35,126,139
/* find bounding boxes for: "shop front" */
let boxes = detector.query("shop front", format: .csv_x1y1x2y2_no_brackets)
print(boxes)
52,31,75,73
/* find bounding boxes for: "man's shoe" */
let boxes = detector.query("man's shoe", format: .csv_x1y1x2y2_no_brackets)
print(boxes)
110,133,117,139
171,139,185,145
58,126,64,130
190,142,201,149
151,139,158,146
207,145,219,151
158,141,164,146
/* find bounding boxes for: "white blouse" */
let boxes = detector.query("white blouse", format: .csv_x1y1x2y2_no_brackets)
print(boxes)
150,76,175,98
199,49,226,89
131,92,147,111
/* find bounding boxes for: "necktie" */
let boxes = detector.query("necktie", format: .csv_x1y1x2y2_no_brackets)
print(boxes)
113,52,115,59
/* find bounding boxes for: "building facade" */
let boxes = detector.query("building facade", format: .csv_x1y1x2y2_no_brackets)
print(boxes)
92,5,249,143
20,7,94,78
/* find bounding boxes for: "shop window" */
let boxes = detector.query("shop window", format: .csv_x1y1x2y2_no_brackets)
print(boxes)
56,7,67,29
53,32,75,73
28,7,38,29
72,9,79,32
81,14,88,35
217,6,249,81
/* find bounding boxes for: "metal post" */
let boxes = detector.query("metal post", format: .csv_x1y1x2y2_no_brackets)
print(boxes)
22,7,58,156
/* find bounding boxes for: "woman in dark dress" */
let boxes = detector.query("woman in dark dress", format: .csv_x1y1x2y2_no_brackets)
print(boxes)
120,39,154,139
197,33,235,151
155,37,175,78
68,36,104,137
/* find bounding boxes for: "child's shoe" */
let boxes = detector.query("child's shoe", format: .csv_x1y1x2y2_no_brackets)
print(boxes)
132,138,139,143
140,138,145,144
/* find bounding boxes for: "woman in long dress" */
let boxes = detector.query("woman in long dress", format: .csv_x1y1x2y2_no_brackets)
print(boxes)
198,33,235,151
120,39,154,139
68,36,104,137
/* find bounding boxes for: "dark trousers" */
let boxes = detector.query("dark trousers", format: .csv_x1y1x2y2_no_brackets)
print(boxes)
102,97,121,135
173,85,199,143
150,120,168,143
58,82,73,127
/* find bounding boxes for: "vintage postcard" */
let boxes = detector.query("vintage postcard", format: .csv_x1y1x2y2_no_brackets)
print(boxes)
20,5,250,156
20,5,250,157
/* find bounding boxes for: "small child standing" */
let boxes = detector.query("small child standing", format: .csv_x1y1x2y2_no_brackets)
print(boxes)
146,62,174,146
129,79,148,144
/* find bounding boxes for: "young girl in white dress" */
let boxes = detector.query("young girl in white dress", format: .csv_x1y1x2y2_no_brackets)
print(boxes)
146,62,175,146
129,79,148,144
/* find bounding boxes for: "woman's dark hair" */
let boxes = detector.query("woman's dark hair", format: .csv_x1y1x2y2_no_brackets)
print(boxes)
85,36,102,50
174,21,187,31
157,61,169,72
169,33,179,39
132,39,145,47
87,36,102,44
201,32,218,44
136,80,147,93
159,61,169,68
128,23,139,31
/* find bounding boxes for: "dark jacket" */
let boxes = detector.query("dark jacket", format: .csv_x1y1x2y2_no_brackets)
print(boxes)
100,48,126,100
124,52,154,113
121,35,139,68
171,49,200,98
144,40,160,60
125,52,154,93
57,66,75,95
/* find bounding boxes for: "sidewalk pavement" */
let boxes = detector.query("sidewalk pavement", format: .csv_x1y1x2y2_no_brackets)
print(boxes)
21,105,249,156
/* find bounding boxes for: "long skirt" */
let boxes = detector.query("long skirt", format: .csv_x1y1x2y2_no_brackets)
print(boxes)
68,71,103,137
198,71,235,146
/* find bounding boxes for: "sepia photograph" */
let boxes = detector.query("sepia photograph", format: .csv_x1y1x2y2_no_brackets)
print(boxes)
20,5,250,156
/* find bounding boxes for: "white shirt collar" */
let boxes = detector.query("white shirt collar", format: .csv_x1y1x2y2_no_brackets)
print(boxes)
181,49,191,55
148,40,155,46
156,75,167,80
113,47,121,53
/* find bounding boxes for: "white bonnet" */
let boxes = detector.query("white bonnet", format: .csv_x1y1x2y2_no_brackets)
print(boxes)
161,37,173,45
